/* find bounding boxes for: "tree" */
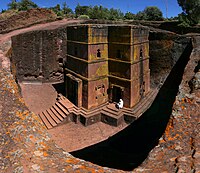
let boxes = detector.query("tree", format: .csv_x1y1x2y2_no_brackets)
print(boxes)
62,2,73,15
49,4,63,16
8,0,19,10
177,0,200,25
178,12,191,27
1,9,6,13
135,11,146,20
108,8,124,20
143,6,163,21
18,0,38,11
75,3,90,17
54,4,61,14
124,12,135,20
88,5,109,20
78,15,90,19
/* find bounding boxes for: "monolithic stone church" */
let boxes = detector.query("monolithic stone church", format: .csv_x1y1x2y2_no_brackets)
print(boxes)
11,23,151,126
65,24,150,109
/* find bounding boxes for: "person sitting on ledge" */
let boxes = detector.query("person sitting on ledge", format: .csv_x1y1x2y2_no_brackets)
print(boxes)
116,99,123,109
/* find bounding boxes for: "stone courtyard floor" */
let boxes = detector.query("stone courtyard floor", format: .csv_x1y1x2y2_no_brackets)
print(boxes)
20,83,128,152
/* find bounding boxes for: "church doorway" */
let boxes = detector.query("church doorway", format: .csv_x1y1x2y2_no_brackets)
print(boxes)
66,74,82,107
112,85,123,103
67,79,78,105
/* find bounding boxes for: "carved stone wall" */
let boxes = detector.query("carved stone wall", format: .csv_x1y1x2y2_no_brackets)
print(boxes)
66,25,109,109
11,24,150,109
11,27,67,83
108,25,150,108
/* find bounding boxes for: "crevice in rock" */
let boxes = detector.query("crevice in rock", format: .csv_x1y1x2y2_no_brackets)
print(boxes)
70,40,193,171
194,60,200,73
174,157,179,173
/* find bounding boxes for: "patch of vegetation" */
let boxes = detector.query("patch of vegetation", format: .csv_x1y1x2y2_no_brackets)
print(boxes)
177,0,200,26
0,9,18,20
8,0,38,11
4,0,200,26
77,15,90,19
49,2,74,18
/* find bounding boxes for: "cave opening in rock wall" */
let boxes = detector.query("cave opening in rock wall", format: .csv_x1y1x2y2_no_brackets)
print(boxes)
70,41,193,171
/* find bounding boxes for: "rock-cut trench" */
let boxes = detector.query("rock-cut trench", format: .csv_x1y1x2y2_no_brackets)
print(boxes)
70,41,193,171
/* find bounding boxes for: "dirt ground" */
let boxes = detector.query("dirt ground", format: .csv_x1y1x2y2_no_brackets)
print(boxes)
19,83,58,114
49,121,128,152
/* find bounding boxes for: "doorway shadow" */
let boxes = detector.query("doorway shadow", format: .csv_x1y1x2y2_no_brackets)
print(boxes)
70,41,193,171
52,82,65,96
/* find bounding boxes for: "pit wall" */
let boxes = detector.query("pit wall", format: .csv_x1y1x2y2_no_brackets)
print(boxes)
149,30,191,87
11,27,67,83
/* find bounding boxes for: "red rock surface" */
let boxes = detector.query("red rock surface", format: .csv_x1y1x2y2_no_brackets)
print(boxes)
0,18,122,173
0,14,199,172
0,8,57,34
135,35,200,172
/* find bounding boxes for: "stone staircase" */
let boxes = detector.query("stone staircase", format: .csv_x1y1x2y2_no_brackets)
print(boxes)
38,95,71,129
38,89,159,129
101,89,159,126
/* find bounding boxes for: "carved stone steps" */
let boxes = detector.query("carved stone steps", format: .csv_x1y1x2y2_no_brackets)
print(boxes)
38,112,53,129
50,107,64,121
38,89,158,129
58,98,74,110
42,111,57,127
54,102,69,118
106,104,122,113
102,106,122,117
46,108,61,124
101,110,124,126
38,100,71,129
80,105,104,117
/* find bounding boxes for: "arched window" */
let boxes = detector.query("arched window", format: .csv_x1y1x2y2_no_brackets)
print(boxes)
97,49,101,58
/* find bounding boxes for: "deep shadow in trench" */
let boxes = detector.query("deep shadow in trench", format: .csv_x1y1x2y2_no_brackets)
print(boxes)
70,41,193,171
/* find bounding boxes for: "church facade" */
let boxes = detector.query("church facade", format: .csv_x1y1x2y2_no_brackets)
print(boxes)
65,24,150,110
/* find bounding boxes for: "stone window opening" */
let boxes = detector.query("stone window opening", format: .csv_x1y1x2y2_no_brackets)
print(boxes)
97,49,101,58
140,49,143,59
95,84,105,99
95,84,105,91
140,82,145,96
117,49,121,58
143,81,145,93
74,47,78,56
58,58,63,64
